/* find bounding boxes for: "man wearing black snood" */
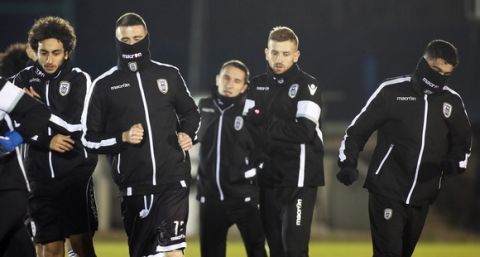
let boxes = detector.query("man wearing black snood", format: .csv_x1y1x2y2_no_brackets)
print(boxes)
337,39,472,257
82,13,200,257
196,60,267,257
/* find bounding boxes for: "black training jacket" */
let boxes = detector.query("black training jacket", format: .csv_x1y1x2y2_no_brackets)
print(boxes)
245,64,325,187
82,59,200,196
197,93,260,204
339,75,472,205
13,61,97,181
0,116,30,191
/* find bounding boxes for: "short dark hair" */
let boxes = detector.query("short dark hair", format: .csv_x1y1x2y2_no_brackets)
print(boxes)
0,42,30,77
116,12,148,32
221,59,250,83
28,16,76,53
268,26,299,48
424,39,459,67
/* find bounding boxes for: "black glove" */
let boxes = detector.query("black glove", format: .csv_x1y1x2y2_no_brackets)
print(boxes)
442,159,465,175
246,107,267,126
336,167,359,186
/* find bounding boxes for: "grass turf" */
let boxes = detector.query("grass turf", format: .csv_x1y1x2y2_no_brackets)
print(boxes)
93,240,480,257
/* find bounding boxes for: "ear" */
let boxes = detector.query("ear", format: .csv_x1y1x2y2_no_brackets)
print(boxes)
215,74,220,87
240,83,248,94
264,48,269,61
293,50,300,63
64,51,70,60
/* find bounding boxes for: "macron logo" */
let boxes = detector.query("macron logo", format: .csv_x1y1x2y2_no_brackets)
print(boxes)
111,83,131,91
201,108,215,113
422,77,440,89
396,96,416,101
308,84,317,95
296,199,303,226
122,53,143,59
256,86,270,91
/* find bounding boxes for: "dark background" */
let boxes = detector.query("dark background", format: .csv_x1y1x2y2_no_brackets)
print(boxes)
1,0,479,122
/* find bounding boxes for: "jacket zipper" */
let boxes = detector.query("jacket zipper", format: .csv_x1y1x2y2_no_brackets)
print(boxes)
216,111,225,201
375,144,394,175
135,72,157,185
45,80,56,178
213,101,234,201
406,94,428,204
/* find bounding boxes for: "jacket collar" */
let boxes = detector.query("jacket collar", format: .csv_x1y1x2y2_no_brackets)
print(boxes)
267,63,301,86
33,59,72,81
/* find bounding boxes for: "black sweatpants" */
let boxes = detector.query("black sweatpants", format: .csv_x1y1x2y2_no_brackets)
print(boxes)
368,193,429,257
260,186,317,257
0,190,35,257
199,200,267,257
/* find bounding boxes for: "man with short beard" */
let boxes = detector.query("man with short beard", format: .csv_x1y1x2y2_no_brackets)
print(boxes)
245,26,324,257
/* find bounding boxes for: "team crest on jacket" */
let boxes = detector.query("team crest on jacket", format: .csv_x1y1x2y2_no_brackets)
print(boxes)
128,62,138,72
157,79,168,94
443,102,452,118
59,81,71,96
384,208,393,220
234,116,244,131
288,84,299,98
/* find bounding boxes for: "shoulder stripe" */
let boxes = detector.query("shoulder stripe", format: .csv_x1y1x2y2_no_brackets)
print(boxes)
81,66,118,149
150,60,179,71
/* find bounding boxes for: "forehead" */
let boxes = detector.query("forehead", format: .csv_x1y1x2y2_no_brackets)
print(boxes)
38,38,64,50
115,25,147,38
221,65,246,79
267,40,297,52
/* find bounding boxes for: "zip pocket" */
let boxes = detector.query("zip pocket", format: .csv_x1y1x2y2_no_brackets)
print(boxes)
438,171,444,189
116,153,121,174
375,144,394,175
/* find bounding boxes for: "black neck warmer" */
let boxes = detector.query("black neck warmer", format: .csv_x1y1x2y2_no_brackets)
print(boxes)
212,86,244,109
412,57,449,95
116,34,151,72
267,63,300,86
33,59,71,80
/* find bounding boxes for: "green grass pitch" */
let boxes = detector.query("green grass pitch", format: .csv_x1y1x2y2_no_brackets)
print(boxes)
94,240,480,257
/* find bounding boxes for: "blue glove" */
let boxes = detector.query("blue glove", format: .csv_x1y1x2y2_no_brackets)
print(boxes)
0,130,23,153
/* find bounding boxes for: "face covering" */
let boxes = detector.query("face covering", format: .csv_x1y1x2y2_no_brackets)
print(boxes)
413,57,449,94
115,34,151,72
212,86,244,109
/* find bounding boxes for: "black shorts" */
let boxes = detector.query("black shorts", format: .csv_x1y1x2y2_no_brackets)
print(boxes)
29,175,98,244
121,181,189,257
0,189,35,257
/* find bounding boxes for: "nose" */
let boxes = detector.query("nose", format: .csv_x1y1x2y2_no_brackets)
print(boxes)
46,54,53,64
